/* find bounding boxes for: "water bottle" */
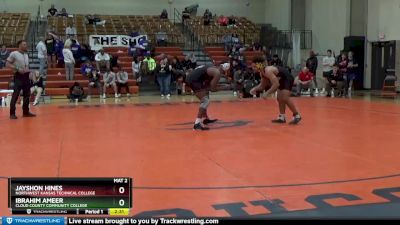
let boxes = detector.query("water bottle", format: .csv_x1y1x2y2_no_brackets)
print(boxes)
1,97,5,107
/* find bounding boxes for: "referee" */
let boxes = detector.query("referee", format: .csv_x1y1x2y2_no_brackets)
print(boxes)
6,40,36,119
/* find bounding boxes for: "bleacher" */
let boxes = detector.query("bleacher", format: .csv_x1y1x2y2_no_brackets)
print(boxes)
0,13,30,47
185,16,260,46
204,46,263,66
47,15,185,46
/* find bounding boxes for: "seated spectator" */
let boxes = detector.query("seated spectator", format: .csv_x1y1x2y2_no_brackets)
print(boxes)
189,53,197,69
155,57,172,98
86,14,106,26
30,71,44,106
110,55,120,69
228,15,237,28
0,45,10,69
229,46,240,60
231,59,245,97
65,23,77,39
131,56,140,82
218,15,228,26
181,55,191,71
295,67,315,97
182,8,190,20
80,44,93,62
252,42,262,51
58,8,68,17
103,69,118,98
160,9,168,19
69,82,84,102
48,4,58,17
87,70,103,99
326,66,345,97
338,52,348,75
95,48,110,72
271,54,283,66
203,9,212,26
81,60,95,77
116,66,130,97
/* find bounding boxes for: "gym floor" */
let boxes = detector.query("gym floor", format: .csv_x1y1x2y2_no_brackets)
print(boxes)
1,91,400,218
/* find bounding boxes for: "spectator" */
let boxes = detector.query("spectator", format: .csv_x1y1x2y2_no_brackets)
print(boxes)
322,49,336,93
143,54,156,75
326,65,345,97
86,14,106,26
182,8,190,21
103,69,118,98
95,48,110,72
306,50,318,92
66,23,77,39
87,70,103,99
155,57,172,98
271,54,283,66
218,15,228,26
36,37,47,77
346,51,358,96
160,9,168,19
48,4,58,17
110,55,119,69
338,52,349,77
62,39,75,80
80,44,93,62
58,8,68,17
228,15,237,28
189,53,197,69
45,34,56,68
116,66,130,97
30,71,44,106
203,9,212,26
295,67,315,97
181,55,191,71
170,56,185,95
80,60,94,77
231,59,245,97
252,42,262,52
55,38,64,68
131,56,140,82
0,45,10,69
70,39,81,64
69,82,84,102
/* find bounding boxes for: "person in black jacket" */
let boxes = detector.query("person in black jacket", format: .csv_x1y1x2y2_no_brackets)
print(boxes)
325,65,345,97
30,71,44,106
306,50,318,92
87,69,103,99
69,82,84,102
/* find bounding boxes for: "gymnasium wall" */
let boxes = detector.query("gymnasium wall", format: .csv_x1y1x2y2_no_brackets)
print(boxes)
264,0,291,30
0,0,266,23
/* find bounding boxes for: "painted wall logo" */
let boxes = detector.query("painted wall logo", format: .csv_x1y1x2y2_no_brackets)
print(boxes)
166,120,253,131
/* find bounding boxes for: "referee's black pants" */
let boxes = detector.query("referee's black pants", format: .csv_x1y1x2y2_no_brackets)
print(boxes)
10,72,30,116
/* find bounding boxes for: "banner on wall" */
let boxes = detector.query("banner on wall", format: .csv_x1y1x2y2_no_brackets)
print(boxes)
89,35,147,51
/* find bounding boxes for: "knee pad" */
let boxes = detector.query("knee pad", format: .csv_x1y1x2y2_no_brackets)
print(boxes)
199,96,210,109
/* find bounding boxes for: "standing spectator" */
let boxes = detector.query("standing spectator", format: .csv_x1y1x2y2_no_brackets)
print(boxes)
203,9,212,25
45,34,56,68
65,23,77,39
48,4,58,17
62,39,75,80
69,82,84,102
103,69,118,98
326,65,345,97
306,50,318,92
70,39,81,65
95,48,110,72
36,37,47,77
55,38,64,68
30,71,44,106
322,49,336,93
6,40,35,119
160,9,168,19
116,66,130,97
0,45,10,69
271,54,283,66
295,67,315,97
155,57,172,98
170,56,184,95
58,8,68,17
80,59,94,77
143,54,156,75
131,56,140,82
182,8,190,21
87,70,102,99
346,51,358,96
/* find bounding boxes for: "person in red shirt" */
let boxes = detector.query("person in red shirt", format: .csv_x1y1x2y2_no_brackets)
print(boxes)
295,67,315,97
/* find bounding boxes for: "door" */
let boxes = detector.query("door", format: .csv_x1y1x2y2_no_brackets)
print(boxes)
371,41,396,90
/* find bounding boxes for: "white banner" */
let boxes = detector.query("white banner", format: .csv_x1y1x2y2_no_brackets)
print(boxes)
89,35,147,51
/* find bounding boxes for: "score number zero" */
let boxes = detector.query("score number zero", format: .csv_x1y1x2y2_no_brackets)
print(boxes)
113,178,129,207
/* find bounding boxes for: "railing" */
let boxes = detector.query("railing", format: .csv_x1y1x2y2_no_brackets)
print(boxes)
264,30,312,49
